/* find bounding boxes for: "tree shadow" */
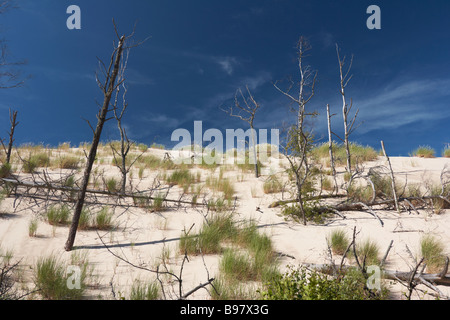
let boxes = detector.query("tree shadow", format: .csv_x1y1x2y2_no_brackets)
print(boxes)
75,236,181,250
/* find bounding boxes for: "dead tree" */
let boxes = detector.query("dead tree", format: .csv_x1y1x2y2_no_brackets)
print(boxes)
326,104,338,194
65,26,128,252
0,108,18,164
336,44,361,174
380,140,400,213
274,36,318,225
222,85,261,177
109,50,143,193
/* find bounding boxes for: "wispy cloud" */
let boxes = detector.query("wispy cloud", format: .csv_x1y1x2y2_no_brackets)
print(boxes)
354,77,450,133
214,56,239,75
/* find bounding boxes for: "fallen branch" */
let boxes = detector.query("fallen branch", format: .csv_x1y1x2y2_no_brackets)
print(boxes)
0,177,203,207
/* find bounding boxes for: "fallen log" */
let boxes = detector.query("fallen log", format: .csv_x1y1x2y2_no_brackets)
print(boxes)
0,177,202,206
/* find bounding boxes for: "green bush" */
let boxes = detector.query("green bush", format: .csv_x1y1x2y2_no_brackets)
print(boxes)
281,201,331,224
261,265,387,300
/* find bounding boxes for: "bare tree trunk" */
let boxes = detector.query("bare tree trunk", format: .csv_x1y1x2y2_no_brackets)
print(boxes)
65,35,126,252
3,108,18,164
336,44,359,175
274,36,317,225
326,104,338,194
381,140,400,213
222,86,261,178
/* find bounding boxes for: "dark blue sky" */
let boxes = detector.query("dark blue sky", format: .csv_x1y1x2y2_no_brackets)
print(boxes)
1,0,449,156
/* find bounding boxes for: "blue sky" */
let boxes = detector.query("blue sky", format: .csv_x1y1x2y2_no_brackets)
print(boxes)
1,0,449,156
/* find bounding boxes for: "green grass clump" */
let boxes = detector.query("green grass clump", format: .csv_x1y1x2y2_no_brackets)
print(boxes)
93,207,114,230
263,175,283,194
420,235,446,273
22,157,38,173
205,176,235,200
444,146,450,158
327,229,350,255
150,193,166,212
34,255,86,300
211,276,257,300
356,239,380,266
412,146,435,158
180,214,236,255
347,184,374,203
28,218,39,237
57,156,80,169
167,169,196,188
312,142,378,167
129,280,160,300
46,204,71,226
31,152,51,168
105,177,119,193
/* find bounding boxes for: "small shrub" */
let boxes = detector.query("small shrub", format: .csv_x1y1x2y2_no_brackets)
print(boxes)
0,163,12,178
30,153,51,167
420,235,446,273
22,157,38,173
261,265,387,300
282,201,331,224
412,146,435,158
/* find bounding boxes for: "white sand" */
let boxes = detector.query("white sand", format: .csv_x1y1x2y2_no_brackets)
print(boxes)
0,150,449,300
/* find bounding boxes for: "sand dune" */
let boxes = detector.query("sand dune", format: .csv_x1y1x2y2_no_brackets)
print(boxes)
0,148,449,300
